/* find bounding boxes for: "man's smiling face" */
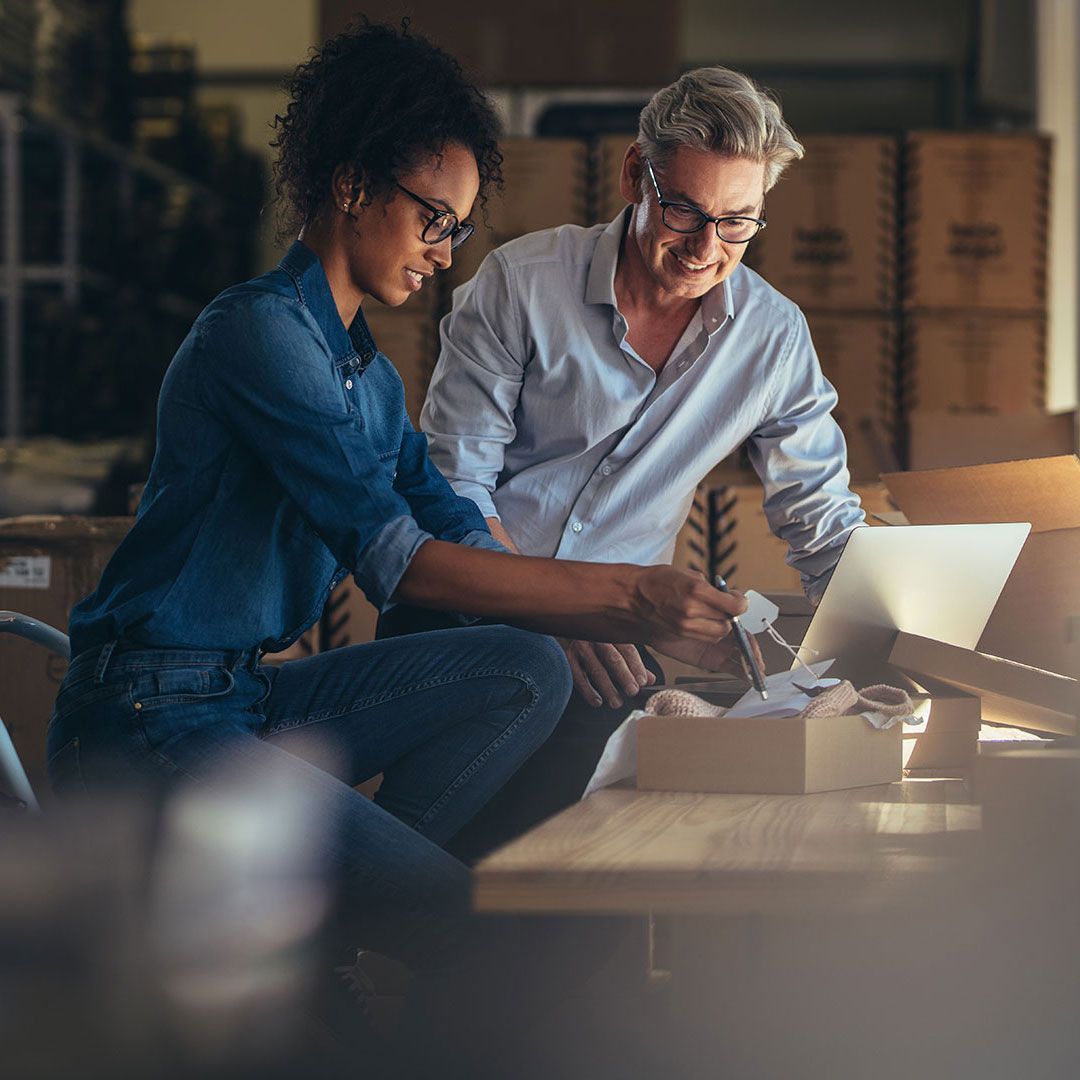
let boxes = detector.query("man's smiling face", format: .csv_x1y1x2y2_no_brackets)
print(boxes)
622,144,766,301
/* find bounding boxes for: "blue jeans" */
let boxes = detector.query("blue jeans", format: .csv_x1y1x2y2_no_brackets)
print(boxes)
46,624,572,976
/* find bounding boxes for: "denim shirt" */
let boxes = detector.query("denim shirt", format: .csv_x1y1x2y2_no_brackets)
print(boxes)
69,241,503,657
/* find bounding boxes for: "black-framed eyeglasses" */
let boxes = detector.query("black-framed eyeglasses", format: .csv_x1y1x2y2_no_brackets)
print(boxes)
644,158,766,244
395,183,474,250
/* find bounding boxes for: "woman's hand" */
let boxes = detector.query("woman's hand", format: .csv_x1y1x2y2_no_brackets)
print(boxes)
628,566,747,644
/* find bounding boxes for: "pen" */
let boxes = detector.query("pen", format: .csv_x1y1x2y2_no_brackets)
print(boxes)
713,575,768,700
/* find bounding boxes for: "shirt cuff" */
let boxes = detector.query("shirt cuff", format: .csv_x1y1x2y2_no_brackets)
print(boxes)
448,479,499,519
353,514,434,611
798,523,867,605
460,528,509,555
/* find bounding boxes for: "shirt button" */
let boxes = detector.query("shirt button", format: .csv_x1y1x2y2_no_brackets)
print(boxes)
571,521,583,533
345,379,353,389
601,464,612,476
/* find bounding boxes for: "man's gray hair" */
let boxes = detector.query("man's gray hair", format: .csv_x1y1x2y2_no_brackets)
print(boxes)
637,66,804,193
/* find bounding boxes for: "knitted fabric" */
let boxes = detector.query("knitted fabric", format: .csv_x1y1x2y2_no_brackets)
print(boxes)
644,688,727,718
645,682,913,721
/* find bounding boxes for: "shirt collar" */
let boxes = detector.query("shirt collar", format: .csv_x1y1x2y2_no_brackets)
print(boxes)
584,208,738,331
277,240,376,372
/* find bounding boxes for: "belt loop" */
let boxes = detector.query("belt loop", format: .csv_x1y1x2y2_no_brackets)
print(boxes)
93,640,118,685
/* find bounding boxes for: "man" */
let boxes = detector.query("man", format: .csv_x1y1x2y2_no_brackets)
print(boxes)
386,66,865,859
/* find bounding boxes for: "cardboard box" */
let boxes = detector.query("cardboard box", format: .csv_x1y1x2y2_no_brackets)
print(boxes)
361,304,441,427
320,1,680,87
0,516,131,791
883,456,1080,679
265,579,380,664
750,135,898,310
711,484,803,593
902,312,1045,414
710,480,892,597
902,132,1050,312
889,631,1079,736
595,133,635,223
806,312,899,478
637,710,902,794
974,746,1080,853
486,138,589,237
906,411,1076,471
672,484,709,577
902,691,980,771
318,579,379,652
757,591,814,674
446,226,502,291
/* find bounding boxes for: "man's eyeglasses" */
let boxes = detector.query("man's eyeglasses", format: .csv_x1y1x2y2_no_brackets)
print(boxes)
396,183,474,250
644,158,766,244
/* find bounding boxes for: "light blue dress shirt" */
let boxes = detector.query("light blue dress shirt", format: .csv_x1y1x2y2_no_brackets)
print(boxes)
422,210,865,602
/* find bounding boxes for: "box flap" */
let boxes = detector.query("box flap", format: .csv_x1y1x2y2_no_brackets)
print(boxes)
889,632,1079,736
882,456,1080,533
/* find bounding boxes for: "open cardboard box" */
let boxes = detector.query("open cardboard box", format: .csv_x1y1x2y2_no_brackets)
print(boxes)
883,456,1080,681
890,632,1080,737
636,711,901,795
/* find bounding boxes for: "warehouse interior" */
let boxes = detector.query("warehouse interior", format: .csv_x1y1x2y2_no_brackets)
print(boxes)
3,1,1080,1077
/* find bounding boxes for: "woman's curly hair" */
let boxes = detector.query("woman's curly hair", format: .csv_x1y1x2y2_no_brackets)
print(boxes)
271,19,503,241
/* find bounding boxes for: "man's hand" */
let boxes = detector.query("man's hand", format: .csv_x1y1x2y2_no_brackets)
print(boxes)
559,639,656,709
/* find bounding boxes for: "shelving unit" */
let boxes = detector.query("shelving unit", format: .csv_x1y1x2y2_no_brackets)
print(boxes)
0,90,232,450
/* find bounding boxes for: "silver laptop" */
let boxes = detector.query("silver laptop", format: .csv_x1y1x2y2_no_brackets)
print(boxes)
796,522,1031,684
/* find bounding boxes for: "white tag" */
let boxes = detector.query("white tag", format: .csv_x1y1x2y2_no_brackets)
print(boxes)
741,590,779,635
0,556,51,590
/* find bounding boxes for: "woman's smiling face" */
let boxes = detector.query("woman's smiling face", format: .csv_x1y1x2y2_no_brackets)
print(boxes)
342,142,480,307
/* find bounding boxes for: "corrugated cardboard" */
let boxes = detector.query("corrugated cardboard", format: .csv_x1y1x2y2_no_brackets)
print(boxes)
758,591,814,674
974,746,1080,853
902,132,1050,312
902,312,1045,413
883,456,1080,678
362,304,441,427
889,631,1079,736
0,516,131,791
318,579,379,652
906,411,1076,471
486,138,589,237
594,133,635,223
711,484,803,593
320,2,680,87
637,710,902,794
806,312,899,478
710,481,892,596
672,484,709,577
903,691,980,771
750,135,898,310
446,226,501,291
265,579,379,664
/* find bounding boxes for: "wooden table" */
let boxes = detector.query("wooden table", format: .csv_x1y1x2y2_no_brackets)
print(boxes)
473,777,979,915
473,779,1080,1077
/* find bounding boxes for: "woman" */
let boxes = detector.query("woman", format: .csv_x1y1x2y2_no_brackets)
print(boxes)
46,18,743,1055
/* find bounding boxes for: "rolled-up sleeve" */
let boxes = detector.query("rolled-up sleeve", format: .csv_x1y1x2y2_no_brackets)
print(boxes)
421,249,526,520
200,297,432,609
747,311,866,604
393,421,506,551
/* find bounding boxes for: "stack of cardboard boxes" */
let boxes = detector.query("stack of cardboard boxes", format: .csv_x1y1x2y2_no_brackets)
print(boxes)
750,135,901,481
900,133,1059,469
362,285,443,428
447,137,590,289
